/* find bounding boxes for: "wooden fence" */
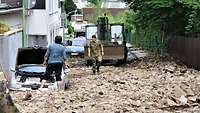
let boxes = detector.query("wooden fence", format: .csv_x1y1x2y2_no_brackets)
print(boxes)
168,36,200,70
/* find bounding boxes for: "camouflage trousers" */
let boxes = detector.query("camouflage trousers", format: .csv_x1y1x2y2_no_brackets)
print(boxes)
91,57,101,74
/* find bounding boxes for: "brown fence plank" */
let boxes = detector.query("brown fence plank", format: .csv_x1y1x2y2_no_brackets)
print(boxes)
168,36,200,69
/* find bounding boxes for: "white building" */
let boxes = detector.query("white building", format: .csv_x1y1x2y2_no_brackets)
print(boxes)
26,0,62,47
0,0,63,47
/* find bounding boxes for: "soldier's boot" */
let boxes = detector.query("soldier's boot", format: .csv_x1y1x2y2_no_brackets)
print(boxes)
93,70,96,75
97,67,100,73
92,63,96,75
97,60,101,74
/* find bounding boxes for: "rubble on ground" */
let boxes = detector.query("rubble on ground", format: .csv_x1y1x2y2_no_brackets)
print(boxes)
0,71,20,113
10,56,200,113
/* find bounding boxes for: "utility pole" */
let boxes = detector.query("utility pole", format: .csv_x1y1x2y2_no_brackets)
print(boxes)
60,0,66,39
22,0,26,47
22,0,36,47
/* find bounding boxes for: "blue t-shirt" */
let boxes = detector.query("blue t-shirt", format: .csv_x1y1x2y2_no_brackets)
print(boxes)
45,43,66,64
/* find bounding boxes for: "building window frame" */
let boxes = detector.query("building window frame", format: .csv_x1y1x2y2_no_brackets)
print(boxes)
49,0,59,15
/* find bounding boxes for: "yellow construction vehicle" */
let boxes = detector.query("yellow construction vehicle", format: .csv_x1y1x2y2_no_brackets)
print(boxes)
84,16,127,64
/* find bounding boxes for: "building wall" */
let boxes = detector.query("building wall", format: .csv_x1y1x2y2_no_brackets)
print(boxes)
71,15,83,22
46,0,61,44
26,10,48,35
26,0,61,46
0,31,22,88
28,35,47,47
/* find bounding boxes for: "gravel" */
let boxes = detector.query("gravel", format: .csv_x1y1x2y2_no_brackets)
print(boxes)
10,56,200,113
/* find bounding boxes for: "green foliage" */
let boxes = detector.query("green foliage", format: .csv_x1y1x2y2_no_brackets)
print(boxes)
124,0,200,54
125,0,200,36
0,21,10,34
64,0,77,14
87,0,106,24
67,21,74,34
87,0,134,31
87,8,108,24
180,0,200,35
128,25,169,55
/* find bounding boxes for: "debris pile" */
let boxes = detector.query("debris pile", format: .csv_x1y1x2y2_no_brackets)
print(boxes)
11,56,200,113
0,71,20,113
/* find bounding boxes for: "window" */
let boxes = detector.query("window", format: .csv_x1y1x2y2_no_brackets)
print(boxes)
58,0,61,8
49,0,59,14
32,0,45,9
49,0,53,13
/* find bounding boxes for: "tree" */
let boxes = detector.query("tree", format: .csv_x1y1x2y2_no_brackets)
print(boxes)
124,0,200,36
64,0,77,15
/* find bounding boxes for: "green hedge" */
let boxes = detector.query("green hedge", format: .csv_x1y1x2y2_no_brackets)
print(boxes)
127,26,169,55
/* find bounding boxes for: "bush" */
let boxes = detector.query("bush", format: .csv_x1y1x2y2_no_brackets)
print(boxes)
0,21,10,34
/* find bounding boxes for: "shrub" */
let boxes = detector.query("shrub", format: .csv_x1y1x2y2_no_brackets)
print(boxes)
0,22,10,34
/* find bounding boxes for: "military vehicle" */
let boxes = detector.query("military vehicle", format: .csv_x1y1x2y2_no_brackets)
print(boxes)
84,16,127,64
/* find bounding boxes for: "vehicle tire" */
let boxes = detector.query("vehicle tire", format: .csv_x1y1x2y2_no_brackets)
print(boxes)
19,75,27,82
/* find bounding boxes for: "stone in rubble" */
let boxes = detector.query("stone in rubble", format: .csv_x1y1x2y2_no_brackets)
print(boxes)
172,86,186,98
195,98,200,104
98,91,104,95
163,65,177,73
179,95,188,104
0,72,5,80
180,68,187,73
55,104,61,109
0,93,20,113
22,91,32,101
166,98,177,106
132,100,142,107
187,96,197,104
180,85,194,96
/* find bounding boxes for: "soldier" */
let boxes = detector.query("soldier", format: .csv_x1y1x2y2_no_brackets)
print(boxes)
88,35,104,74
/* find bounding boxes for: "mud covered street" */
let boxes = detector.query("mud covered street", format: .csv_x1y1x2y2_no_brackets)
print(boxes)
11,56,200,113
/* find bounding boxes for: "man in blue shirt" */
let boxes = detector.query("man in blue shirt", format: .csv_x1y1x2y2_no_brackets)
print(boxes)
41,36,67,90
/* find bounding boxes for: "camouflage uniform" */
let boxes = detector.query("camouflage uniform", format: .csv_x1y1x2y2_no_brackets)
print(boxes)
89,40,103,74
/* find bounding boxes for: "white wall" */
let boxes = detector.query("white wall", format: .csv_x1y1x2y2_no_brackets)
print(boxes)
0,32,22,88
26,10,48,35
